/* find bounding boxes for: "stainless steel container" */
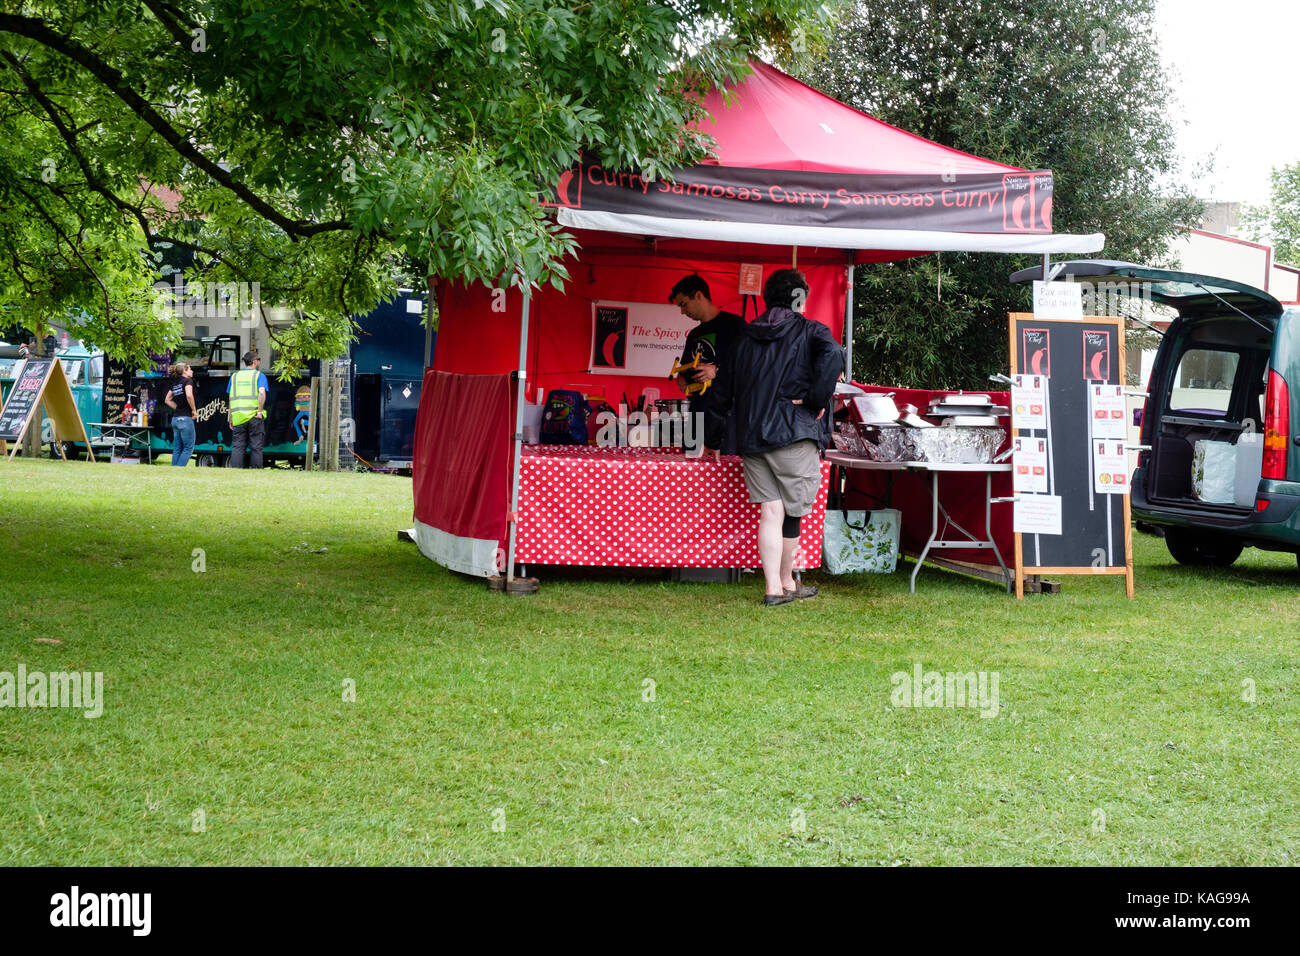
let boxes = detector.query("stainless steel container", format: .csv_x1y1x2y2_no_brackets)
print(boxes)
851,393,900,424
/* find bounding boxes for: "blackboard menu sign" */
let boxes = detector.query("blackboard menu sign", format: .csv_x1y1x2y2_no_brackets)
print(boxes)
0,358,53,441
102,357,131,425
1009,312,1133,598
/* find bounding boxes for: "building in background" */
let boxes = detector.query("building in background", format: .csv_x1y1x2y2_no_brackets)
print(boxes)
1169,202,1300,303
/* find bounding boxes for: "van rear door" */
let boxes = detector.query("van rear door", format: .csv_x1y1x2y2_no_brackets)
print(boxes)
1146,315,1275,509
1010,261,1285,514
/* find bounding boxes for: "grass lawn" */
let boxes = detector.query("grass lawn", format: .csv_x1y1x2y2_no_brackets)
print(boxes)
0,458,1296,866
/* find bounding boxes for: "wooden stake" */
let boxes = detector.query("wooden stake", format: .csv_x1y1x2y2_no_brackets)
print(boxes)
304,376,318,471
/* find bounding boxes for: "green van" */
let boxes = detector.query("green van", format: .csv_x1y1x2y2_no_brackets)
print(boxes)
1013,261,1300,568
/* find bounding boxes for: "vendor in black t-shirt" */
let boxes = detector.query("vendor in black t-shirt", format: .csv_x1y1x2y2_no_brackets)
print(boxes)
669,274,745,455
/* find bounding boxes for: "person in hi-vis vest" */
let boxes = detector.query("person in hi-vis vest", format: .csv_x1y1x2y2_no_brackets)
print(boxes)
227,351,268,468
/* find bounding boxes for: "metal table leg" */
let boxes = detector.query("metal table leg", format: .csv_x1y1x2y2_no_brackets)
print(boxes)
984,472,1011,592
911,469,1011,594
910,471,940,593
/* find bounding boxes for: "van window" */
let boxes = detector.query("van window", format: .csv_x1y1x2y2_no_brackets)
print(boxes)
1169,348,1240,415
89,355,103,386
59,357,83,385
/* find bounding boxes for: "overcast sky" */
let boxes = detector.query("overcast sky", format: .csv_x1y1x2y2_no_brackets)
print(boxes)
1156,0,1299,205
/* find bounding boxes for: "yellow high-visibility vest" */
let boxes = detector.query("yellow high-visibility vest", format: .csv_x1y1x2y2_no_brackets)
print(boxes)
229,369,263,426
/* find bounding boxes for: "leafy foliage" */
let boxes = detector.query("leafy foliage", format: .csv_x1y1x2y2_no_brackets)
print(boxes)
1,0,831,367
1242,163,1300,268
790,0,1202,388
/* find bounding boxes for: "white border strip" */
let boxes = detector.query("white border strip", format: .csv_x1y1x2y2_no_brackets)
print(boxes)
413,520,500,578
558,208,1104,255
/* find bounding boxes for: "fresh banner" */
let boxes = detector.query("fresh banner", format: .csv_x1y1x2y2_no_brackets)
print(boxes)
589,301,696,377
547,164,1054,234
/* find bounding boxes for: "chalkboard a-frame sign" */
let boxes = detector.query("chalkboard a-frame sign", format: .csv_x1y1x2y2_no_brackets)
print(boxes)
1008,312,1134,599
0,357,94,460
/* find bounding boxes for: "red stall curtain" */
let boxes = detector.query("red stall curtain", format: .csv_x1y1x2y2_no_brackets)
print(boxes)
412,370,514,575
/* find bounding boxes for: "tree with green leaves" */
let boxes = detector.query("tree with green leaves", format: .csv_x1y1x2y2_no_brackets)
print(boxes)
1,0,830,370
790,0,1202,388
1242,162,1300,268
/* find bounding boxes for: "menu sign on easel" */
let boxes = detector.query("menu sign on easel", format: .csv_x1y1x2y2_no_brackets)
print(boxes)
0,359,54,443
102,356,131,425
1008,312,1132,599
0,357,94,459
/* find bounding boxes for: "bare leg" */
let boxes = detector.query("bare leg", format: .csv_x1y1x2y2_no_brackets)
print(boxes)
758,499,785,596
780,535,800,592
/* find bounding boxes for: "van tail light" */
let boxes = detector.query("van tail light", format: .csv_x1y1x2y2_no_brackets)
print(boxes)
1262,369,1290,480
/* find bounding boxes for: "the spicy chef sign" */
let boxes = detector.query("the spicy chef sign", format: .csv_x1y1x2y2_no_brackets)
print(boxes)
589,301,696,377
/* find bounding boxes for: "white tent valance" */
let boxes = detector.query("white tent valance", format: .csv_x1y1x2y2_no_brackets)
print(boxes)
559,207,1104,256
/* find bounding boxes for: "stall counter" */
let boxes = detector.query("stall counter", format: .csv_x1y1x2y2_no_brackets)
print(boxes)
515,445,830,568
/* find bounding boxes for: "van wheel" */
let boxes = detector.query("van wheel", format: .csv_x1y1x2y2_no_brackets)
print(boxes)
195,453,219,468
1165,528,1244,567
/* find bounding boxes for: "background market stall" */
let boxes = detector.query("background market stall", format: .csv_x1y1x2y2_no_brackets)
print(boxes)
413,62,1104,581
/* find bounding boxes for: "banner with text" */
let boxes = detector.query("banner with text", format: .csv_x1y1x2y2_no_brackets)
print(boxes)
548,164,1054,234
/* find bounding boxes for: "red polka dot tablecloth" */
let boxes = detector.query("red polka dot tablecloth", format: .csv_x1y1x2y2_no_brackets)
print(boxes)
515,446,830,568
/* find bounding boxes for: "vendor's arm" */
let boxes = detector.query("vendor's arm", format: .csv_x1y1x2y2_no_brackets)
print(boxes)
164,390,177,410
185,383,197,417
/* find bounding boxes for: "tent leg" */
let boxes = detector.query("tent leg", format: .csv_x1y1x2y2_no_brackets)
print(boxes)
1041,254,1050,281
506,290,530,584
424,275,435,368
844,262,855,381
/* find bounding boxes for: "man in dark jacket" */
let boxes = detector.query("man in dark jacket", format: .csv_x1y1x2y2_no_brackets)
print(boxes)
704,269,843,606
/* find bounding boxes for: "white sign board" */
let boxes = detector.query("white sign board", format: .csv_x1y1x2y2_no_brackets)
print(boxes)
1092,439,1129,494
1014,493,1062,535
1088,384,1127,439
589,301,696,377
1033,280,1084,321
1011,374,1048,431
1012,437,1049,494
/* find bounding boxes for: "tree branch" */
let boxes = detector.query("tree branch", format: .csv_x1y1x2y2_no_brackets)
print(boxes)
0,12,351,238
140,0,195,50
8,177,112,318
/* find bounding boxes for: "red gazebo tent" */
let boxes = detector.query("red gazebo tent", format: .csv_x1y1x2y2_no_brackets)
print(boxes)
414,62,1102,579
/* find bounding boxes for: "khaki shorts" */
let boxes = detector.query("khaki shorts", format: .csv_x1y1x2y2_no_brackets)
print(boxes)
742,439,821,517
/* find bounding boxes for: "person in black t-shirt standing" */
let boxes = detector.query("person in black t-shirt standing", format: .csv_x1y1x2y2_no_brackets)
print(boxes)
164,362,198,467
668,274,745,455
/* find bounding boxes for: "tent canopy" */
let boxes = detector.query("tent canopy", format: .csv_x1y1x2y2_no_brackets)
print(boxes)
551,62,1103,259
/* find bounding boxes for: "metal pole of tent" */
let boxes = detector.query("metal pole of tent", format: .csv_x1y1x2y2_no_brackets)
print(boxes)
505,289,531,583
844,263,855,381
424,276,436,369
1042,254,1049,281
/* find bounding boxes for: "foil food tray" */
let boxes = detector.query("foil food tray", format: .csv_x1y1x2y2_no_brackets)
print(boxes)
904,425,1006,463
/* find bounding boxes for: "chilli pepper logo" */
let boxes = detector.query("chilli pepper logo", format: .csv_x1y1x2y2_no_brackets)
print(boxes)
1083,330,1111,381
592,306,627,369
1022,328,1051,377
